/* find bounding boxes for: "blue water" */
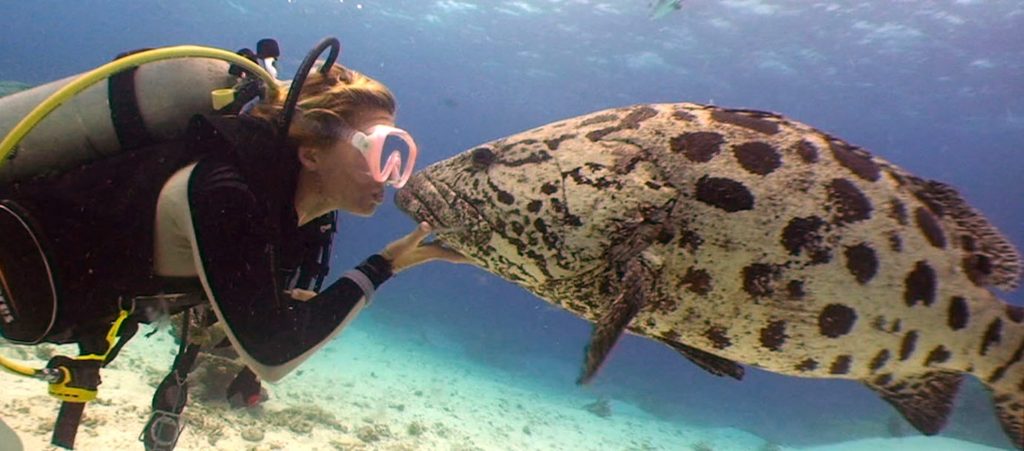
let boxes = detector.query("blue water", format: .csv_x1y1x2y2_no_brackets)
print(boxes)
3,1,1022,449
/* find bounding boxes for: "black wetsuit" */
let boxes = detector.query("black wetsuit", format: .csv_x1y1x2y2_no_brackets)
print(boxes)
0,114,391,365
185,114,392,365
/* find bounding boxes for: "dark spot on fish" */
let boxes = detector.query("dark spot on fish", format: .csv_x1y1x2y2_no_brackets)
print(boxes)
899,330,918,361
818,304,857,338
711,109,780,135
696,176,754,212
827,178,872,224
780,216,831,264
497,190,515,205
645,180,663,190
672,109,697,122
540,182,558,195
678,229,703,253
871,316,887,331
565,213,583,227
1007,305,1024,324
620,106,658,128
580,113,619,126
962,254,994,287
743,263,779,298
566,167,620,190
680,267,712,296
794,140,819,163
786,280,805,300
672,132,725,163
613,152,643,174
888,233,903,253
986,339,1024,385
830,140,880,182
655,227,674,244
891,319,902,333
704,326,732,350
543,134,575,151
502,150,553,167
662,330,680,341
925,346,951,366
915,207,946,249
960,234,976,252
796,359,818,372
510,222,524,235
869,349,891,372
874,374,893,386
904,261,937,307
527,200,542,213
981,318,1003,356
471,147,496,169
586,126,620,142
734,142,782,176
889,199,908,225
533,217,548,235
948,296,969,331
844,243,878,284
829,355,852,375
759,320,788,352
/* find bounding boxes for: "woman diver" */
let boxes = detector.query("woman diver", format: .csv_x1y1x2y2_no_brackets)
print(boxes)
0,39,464,450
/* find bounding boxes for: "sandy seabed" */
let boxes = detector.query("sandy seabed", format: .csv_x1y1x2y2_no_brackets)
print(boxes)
0,321,1011,451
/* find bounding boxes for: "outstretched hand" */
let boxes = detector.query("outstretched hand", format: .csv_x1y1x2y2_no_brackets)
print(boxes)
380,222,468,273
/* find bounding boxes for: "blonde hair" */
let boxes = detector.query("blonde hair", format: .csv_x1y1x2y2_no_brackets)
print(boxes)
249,63,396,148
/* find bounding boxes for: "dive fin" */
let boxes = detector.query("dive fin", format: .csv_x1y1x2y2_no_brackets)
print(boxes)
578,259,648,385
863,371,962,436
663,341,744,380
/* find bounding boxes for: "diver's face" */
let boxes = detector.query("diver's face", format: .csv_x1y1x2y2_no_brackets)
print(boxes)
323,109,395,216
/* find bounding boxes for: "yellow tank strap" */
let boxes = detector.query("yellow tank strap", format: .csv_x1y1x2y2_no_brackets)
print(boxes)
0,45,281,167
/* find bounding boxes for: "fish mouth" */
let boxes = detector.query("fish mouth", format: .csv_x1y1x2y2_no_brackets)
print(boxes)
393,174,490,250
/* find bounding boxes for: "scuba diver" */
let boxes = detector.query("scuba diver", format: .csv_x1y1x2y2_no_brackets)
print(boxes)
0,38,464,450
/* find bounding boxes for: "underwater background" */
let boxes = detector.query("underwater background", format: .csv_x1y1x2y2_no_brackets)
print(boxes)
2,1,1022,450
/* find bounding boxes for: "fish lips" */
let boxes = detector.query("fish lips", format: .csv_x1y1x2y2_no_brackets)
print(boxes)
393,175,489,249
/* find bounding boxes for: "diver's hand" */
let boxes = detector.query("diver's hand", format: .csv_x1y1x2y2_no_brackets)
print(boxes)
380,222,468,273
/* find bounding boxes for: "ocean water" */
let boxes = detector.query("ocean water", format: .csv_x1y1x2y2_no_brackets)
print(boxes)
1,1,1022,450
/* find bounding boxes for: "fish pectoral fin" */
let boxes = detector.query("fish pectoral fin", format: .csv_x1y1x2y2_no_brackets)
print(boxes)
577,259,650,385
863,371,963,436
663,341,744,380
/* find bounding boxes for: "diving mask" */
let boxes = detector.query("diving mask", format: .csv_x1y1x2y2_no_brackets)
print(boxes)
349,125,418,188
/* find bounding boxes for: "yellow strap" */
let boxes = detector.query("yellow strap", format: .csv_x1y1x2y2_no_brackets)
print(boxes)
0,45,280,167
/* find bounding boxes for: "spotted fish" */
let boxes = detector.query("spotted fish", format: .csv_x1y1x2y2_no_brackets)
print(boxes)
394,103,1024,447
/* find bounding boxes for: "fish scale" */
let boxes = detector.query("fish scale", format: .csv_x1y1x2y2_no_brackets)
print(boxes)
395,102,1024,448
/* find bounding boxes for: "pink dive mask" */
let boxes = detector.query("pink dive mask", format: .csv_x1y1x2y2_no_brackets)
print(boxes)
349,125,418,188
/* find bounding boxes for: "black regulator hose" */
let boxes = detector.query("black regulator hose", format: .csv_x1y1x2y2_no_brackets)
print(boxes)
278,37,341,138
277,37,341,293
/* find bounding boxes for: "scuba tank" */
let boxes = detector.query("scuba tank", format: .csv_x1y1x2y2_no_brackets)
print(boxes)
0,46,281,183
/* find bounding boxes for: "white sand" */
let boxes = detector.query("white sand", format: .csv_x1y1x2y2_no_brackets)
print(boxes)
0,322,1011,451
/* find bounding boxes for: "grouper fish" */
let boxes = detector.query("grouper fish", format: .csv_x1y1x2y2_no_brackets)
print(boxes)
394,103,1024,447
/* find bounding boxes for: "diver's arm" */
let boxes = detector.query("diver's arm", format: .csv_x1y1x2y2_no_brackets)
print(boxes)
187,161,390,372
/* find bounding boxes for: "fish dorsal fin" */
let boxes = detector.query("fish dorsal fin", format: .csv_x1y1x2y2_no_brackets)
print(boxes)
864,371,963,435
663,340,744,380
904,175,1022,290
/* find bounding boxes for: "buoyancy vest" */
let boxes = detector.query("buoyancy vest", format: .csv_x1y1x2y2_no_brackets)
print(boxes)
0,113,335,344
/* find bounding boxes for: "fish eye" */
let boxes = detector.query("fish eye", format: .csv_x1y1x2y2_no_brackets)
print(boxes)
470,147,496,169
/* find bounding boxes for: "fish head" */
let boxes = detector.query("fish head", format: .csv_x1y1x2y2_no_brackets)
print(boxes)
395,134,603,288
